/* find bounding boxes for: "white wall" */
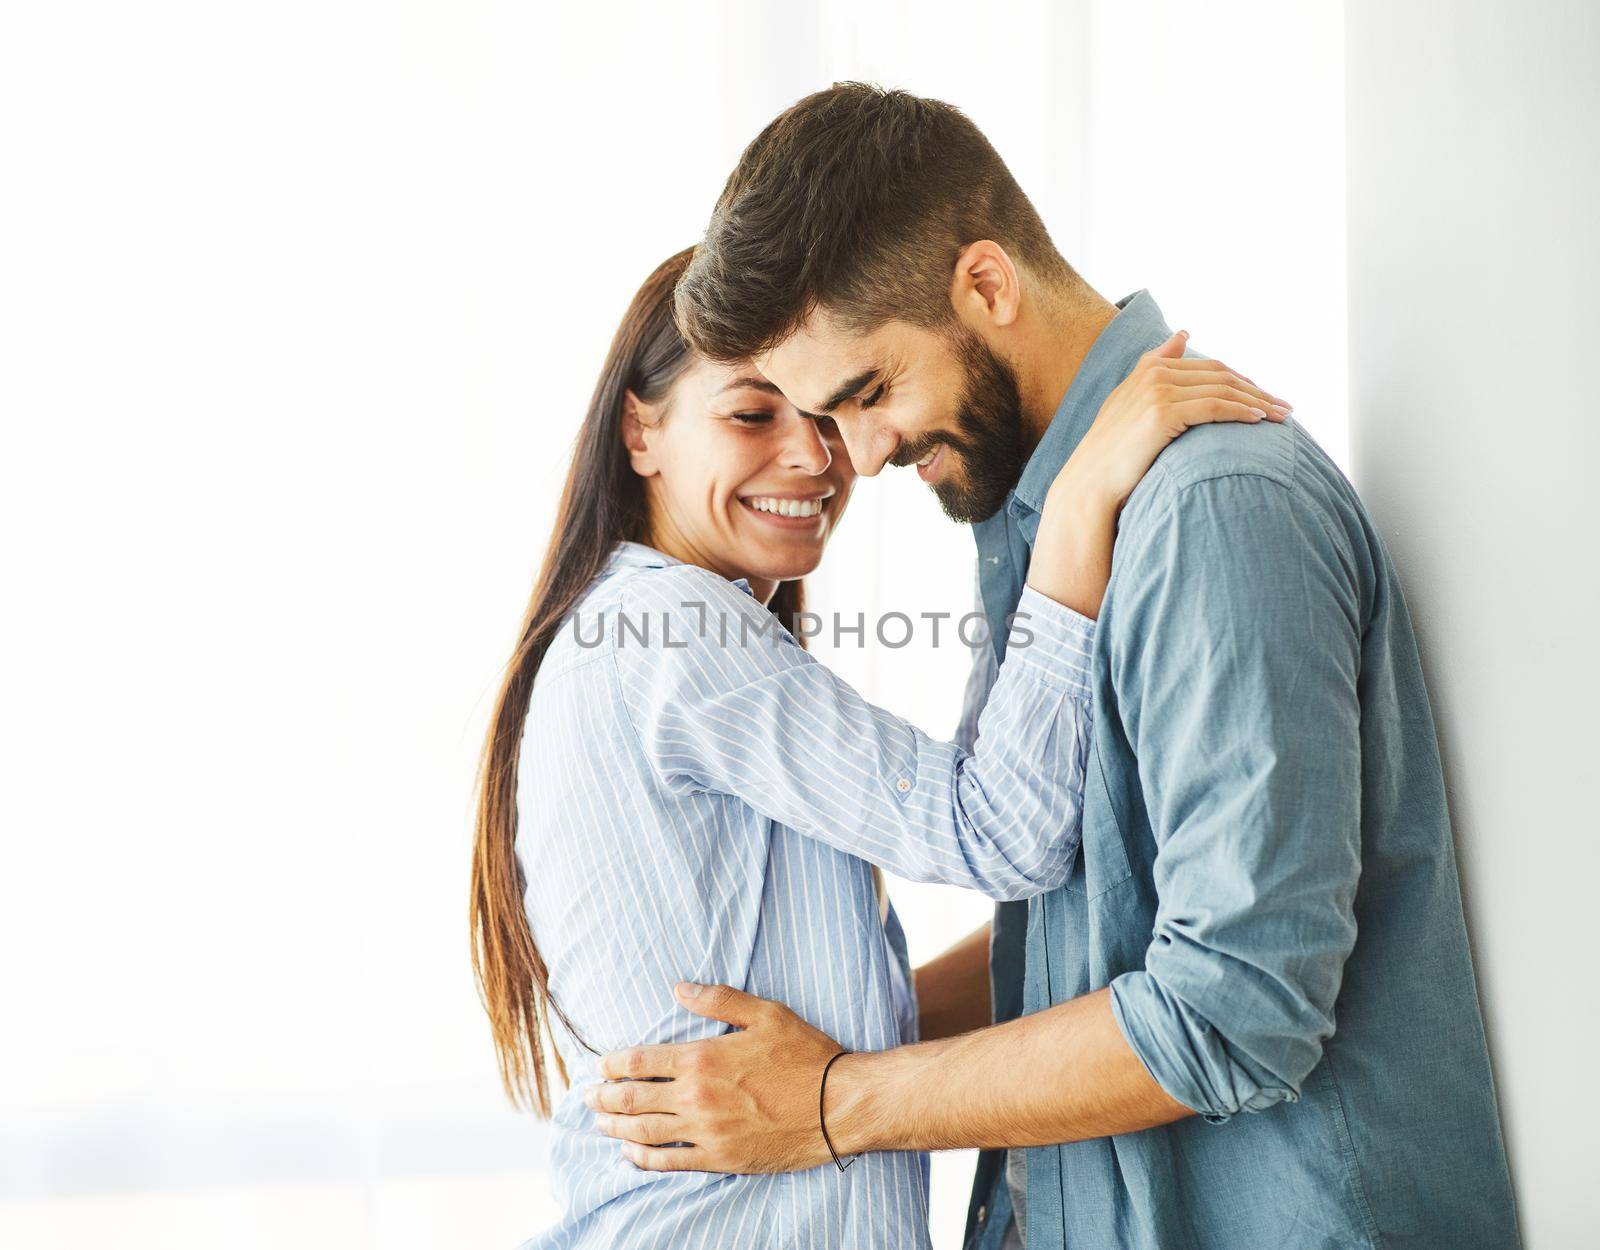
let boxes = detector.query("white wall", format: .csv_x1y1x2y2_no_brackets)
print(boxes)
1345,4,1600,1243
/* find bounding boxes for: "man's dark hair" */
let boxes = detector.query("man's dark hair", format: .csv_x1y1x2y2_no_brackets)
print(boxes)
675,82,1074,363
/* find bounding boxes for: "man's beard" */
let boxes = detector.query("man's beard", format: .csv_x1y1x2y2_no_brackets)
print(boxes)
892,325,1030,524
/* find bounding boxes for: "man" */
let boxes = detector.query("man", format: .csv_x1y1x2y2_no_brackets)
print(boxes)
588,84,1519,1248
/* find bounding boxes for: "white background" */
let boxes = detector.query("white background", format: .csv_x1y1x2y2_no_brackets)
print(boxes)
1,3,1347,1247
1347,2,1600,1244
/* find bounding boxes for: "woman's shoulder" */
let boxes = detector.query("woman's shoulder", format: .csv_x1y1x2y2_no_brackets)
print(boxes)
614,559,764,622
541,549,790,678
585,543,756,611
616,562,802,665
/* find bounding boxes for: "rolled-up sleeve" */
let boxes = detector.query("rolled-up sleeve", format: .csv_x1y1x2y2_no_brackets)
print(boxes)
1106,473,1364,1122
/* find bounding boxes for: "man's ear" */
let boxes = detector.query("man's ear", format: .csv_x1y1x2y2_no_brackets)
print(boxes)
950,240,1023,333
621,390,661,478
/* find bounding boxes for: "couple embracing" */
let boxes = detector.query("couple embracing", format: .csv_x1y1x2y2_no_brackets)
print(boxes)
471,84,1517,1250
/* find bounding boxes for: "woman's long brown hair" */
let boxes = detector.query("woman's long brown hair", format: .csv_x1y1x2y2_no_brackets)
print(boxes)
470,247,806,1114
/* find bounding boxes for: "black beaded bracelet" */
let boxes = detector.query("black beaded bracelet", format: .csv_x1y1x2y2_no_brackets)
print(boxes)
819,1050,857,1173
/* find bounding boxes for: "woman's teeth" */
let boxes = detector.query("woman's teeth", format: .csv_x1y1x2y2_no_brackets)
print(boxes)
744,496,823,517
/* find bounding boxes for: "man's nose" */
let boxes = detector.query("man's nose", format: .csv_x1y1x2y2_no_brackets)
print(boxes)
837,421,894,478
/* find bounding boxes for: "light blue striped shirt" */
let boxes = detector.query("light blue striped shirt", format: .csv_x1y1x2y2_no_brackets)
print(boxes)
514,540,1096,1250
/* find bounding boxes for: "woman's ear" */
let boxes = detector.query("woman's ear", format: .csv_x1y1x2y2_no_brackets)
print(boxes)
621,390,661,478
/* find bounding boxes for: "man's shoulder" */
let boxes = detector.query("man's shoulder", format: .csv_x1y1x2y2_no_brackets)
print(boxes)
1105,417,1380,618
1086,398,1387,712
1145,416,1298,498
1117,417,1366,539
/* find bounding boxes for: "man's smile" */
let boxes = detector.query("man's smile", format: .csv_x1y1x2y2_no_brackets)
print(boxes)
915,444,948,482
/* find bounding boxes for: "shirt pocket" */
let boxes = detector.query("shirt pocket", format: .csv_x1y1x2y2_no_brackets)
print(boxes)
1063,745,1133,900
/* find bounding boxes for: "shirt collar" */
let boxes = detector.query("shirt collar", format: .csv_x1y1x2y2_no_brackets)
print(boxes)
607,540,678,572
605,540,754,596
1010,289,1174,518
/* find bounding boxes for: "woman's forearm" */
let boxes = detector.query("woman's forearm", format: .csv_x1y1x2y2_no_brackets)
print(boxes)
1022,329,1290,621
1026,480,1118,620
913,921,992,1041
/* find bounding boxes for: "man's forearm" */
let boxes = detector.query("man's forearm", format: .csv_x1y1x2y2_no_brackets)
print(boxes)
827,986,1193,1153
913,921,992,1041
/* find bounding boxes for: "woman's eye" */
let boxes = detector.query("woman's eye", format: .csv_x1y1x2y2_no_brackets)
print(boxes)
729,411,773,425
860,382,888,410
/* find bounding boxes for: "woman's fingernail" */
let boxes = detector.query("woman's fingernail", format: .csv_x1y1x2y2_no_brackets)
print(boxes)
1250,408,1266,420
595,1114,612,1134
678,981,704,999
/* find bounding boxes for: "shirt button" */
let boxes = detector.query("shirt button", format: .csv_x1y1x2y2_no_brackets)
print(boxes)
977,1205,988,1223
895,778,911,793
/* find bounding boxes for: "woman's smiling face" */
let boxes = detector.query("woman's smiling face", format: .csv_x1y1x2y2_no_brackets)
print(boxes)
623,357,856,600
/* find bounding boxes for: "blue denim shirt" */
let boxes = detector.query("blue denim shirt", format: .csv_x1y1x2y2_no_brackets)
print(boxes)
962,292,1519,1249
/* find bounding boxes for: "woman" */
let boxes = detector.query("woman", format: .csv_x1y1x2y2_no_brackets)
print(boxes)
471,248,1285,1248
